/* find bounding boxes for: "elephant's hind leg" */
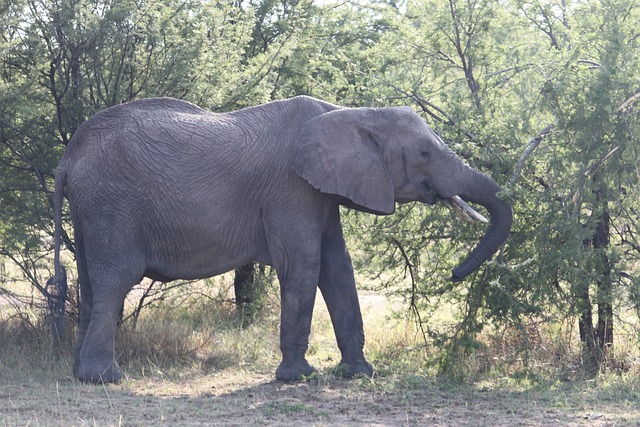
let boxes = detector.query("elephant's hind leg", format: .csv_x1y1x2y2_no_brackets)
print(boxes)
75,248,144,383
75,299,126,383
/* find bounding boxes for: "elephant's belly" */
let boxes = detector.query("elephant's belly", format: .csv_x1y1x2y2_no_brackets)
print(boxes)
143,231,272,282
143,256,266,282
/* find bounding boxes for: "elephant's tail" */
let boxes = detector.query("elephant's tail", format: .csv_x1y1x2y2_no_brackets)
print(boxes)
48,159,68,287
46,159,69,345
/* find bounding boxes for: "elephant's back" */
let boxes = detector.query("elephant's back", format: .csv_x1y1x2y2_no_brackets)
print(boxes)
62,98,273,220
66,98,207,148
64,98,215,174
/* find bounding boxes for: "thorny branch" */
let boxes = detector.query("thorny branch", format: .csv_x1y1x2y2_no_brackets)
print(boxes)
411,92,456,126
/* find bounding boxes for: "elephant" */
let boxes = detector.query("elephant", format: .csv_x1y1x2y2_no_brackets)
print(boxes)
48,96,512,383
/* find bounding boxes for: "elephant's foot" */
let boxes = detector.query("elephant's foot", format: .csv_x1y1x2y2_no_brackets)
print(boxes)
275,358,317,381
74,359,124,384
336,358,375,378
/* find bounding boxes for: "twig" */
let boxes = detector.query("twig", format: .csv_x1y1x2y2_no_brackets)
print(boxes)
577,59,603,68
583,146,620,177
411,92,456,126
391,238,428,345
409,91,477,140
570,145,621,205
509,123,556,187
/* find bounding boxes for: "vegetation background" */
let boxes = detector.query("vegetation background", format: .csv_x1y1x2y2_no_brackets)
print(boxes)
1,0,640,425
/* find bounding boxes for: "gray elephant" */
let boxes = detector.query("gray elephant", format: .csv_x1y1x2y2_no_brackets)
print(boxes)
49,96,512,383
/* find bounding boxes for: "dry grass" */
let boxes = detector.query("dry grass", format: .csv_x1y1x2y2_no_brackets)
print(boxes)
2,284,640,426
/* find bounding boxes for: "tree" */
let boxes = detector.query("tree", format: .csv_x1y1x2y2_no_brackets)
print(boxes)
531,0,640,371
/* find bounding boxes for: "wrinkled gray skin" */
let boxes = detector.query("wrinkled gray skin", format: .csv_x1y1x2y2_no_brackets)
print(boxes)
49,96,512,383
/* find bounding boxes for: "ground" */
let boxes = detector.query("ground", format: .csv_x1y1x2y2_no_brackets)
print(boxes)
1,288,639,426
2,369,639,426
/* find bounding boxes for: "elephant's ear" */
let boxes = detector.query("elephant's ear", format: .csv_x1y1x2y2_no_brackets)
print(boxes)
292,108,395,215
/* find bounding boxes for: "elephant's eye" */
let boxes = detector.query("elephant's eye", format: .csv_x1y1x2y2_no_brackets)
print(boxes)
420,148,431,159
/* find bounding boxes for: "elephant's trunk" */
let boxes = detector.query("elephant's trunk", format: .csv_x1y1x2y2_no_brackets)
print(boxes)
450,171,512,282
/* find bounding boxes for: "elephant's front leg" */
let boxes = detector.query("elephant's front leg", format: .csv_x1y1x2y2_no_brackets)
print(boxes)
319,218,374,378
267,226,322,381
276,273,319,380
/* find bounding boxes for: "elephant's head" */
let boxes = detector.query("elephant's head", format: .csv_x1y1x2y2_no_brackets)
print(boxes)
292,106,512,282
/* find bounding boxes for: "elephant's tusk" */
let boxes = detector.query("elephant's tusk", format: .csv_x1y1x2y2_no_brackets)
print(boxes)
449,195,489,224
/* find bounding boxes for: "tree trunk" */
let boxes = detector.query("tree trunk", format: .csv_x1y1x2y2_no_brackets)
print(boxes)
233,263,266,326
593,202,613,355
234,262,258,306
576,281,598,373
577,189,613,374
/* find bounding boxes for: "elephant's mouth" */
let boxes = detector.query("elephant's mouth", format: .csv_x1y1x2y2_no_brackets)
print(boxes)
420,180,487,224
397,182,488,224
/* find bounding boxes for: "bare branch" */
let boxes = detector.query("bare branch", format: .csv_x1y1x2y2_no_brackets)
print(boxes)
509,123,556,187
394,89,477,141
583,146,620,178
617,92,640,114
577,59,603,69
448,0,481,109
570,145,621,205
411,92,456,126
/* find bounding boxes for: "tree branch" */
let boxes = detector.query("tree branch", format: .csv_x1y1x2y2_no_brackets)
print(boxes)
509,123,556,187
617,92,640,114
577,59,603,68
